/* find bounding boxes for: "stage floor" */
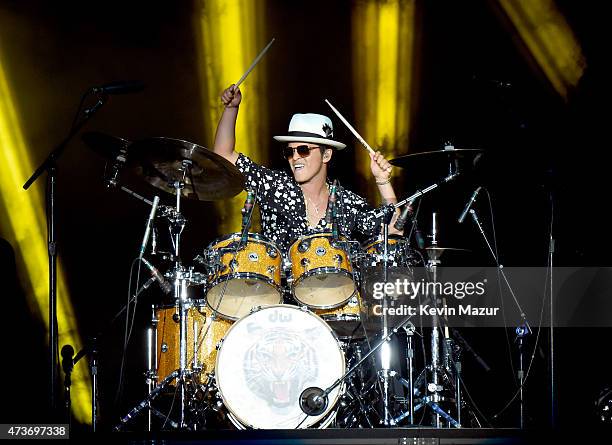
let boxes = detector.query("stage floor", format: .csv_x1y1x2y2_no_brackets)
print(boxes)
85,428,536,444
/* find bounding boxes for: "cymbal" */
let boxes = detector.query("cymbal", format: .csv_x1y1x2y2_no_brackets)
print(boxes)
127,137,244,201
82,131,130,160
426,246,471,261
390,148,483,168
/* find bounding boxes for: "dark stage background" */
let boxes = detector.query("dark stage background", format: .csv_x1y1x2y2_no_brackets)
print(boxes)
0,0,610,433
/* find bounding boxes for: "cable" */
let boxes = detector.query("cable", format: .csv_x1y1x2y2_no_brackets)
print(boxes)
484,188,518,387
115,257,140,404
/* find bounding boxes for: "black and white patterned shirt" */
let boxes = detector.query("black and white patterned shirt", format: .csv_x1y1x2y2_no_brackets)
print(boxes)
235,153,386,252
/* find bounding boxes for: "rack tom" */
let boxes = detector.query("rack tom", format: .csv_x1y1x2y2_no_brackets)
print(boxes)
288,232,356,309
205,232,282,320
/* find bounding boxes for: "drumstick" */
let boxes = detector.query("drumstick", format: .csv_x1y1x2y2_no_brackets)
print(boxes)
325,99,376,155
235,38,275,88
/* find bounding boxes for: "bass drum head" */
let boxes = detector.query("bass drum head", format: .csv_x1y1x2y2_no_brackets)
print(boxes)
215,305,345,429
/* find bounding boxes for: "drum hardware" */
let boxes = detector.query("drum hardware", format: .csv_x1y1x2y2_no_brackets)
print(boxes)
426,212,443,428
373,172,459,220
423,212,464,428
335,343,378,428
115,370,181,431
402,322,417,425
298,302,429,426
115,138,245,430
375,208,395,426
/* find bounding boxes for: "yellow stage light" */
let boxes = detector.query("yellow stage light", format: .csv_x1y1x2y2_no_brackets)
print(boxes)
352,0,417,202
498,0,586,100
194,0,269,234
0,52,91,423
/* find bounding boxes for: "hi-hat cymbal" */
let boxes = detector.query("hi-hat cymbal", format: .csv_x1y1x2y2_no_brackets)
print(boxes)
390,148,483,168
82,131,130,160
127,137,244,201
426,246,471,261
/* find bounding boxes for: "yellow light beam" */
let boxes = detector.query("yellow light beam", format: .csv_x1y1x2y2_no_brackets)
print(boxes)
0,51,91,423
195,0,269,235
498,0,586,100
352,0,417,203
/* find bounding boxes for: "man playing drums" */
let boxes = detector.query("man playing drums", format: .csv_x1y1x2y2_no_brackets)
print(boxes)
213,85,400,252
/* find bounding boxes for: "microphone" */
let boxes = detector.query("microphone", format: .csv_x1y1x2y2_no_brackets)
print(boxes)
139,196,160,259
93,80,145,95
151,226,158,255
329,181,339,241
140,257,172,295
240,189,255,246
394,200,414,231
458,186,482,224
61,345,74,375
451,328,491,372
299,387,328,416
325,181,338,225
105,150,128,189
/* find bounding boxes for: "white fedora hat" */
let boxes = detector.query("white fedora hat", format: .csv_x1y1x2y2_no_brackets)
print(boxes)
273,113,346,150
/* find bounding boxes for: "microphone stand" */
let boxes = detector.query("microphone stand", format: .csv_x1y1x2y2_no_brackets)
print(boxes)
374,172,458,219
300,310,420,420
22,88,107,416
468,208,532,428
69,275,156,431
61,345,74,426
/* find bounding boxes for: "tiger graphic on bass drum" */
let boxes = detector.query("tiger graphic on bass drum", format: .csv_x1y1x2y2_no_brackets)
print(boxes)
243,327,319,409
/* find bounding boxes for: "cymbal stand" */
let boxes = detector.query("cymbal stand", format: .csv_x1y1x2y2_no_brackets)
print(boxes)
379,218,394,426
169,161,190,429
426,212,442,427
392,321,416,426
120,161,193,431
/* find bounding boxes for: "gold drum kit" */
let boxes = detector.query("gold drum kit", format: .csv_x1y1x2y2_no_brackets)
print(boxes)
85,132,481,431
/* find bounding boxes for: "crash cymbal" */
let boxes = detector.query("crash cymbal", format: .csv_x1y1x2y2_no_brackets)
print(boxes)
82,131,131,160
127,137,244,201
390,147,483,168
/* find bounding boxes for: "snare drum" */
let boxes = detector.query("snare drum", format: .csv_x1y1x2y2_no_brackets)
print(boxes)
154,301,232,384
288,232,356,309
215,305,345,429
206,233,282,320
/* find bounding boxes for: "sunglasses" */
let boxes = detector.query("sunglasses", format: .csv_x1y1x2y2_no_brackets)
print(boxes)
282,145,320,159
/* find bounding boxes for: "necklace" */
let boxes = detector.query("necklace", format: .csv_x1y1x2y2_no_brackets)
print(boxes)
304,183,329,227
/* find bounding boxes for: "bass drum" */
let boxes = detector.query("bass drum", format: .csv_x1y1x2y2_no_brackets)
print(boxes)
215,305,345,429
